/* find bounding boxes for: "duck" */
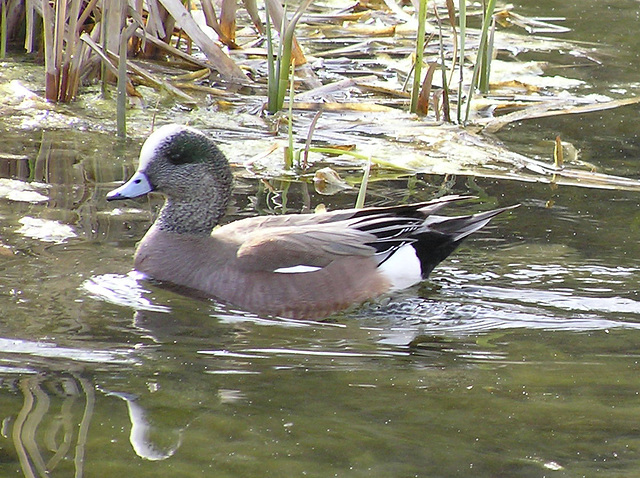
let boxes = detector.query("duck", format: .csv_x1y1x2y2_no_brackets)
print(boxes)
107,124,516,319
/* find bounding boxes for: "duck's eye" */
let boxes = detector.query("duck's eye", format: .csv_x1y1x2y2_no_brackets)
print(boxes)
134,179,141,184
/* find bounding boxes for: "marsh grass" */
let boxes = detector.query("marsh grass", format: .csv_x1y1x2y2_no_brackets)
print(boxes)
1,0,566,127
4,0,500,121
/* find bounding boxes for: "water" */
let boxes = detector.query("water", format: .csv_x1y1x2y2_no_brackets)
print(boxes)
1,2,640,477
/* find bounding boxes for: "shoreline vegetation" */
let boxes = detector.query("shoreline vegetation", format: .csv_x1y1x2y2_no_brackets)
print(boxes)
1,0,640,191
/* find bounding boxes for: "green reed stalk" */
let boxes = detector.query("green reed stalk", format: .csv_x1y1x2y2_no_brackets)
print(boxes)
355,158,372,209
0,2,6,59
463,0,496,124
265,0,312,113
276,0,311,112
285,60,295,169
434,4,451,121
116,25,128,138
265,9,278,112
410,0,427,113
456,0,466,124
479,16,496,93
265,0,284,113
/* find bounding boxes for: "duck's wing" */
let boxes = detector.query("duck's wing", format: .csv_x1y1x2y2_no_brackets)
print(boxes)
234,222,379,272
229,196,481,273
226,196,516,275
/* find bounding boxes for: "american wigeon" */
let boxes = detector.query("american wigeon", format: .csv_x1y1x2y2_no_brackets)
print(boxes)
107,124,515,319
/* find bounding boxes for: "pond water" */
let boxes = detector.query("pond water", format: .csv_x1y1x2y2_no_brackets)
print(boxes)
1,1,640,477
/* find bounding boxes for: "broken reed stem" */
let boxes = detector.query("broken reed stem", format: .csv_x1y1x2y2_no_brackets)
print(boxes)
39,0,97,102
219,0,237,45
41,1,57,101
416,62,437,115
100,10,110,98
53,0,66,90
59,0,79,102
302,111,322,169
554,135,563,169
24,2,35,52
308,147,413,171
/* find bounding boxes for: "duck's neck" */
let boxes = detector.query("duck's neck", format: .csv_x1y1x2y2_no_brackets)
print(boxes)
155,181,231,236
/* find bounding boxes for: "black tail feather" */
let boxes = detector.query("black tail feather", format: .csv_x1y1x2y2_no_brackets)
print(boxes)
413,205,518,278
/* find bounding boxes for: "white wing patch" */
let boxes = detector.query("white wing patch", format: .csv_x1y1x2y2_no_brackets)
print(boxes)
377,243,422,290
273,265,323,274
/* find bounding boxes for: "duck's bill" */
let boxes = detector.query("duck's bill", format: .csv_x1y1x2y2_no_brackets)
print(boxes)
106,171,153,201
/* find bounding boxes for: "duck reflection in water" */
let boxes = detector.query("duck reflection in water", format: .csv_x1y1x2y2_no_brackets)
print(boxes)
4,372,181,476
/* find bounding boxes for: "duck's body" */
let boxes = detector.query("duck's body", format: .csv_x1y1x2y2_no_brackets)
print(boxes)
108,125,515,319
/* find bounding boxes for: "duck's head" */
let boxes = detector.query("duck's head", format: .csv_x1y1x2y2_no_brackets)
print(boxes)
107,124,232,202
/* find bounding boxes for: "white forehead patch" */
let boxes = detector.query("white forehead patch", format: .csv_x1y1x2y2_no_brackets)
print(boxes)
137,124,186,171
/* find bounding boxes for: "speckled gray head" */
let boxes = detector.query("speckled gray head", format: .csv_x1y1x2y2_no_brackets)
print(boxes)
106,124,231,202
106,124,233,235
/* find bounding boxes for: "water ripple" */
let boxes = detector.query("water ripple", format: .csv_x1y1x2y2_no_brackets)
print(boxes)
0,337,135,367
359,261,640,339
82,272,170,313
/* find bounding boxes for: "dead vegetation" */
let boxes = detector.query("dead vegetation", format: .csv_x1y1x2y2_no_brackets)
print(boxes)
2,0,640,190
